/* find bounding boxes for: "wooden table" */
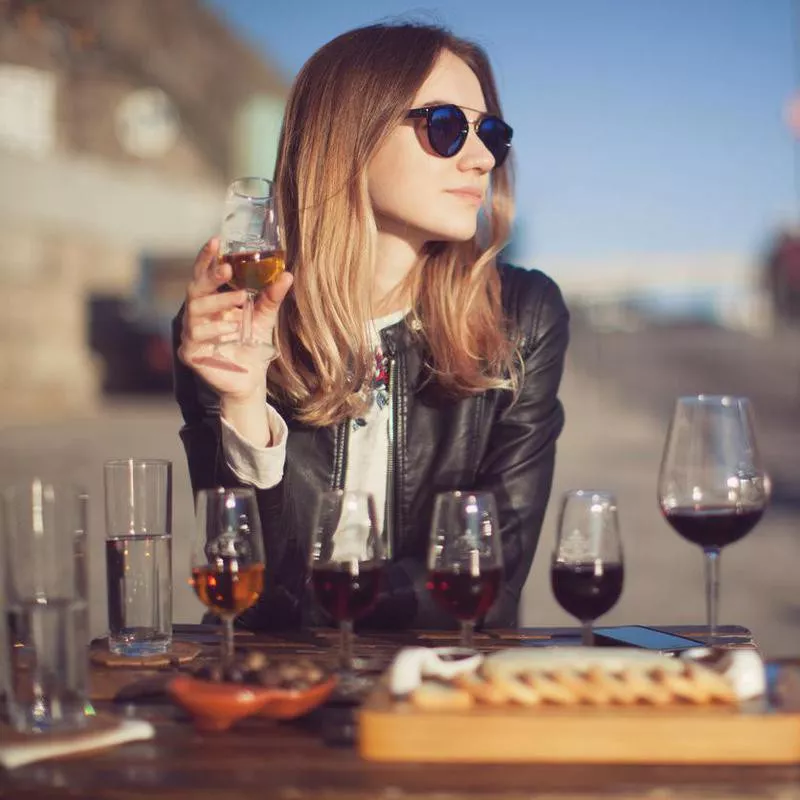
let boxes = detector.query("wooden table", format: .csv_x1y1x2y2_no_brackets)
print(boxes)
2,624,799,800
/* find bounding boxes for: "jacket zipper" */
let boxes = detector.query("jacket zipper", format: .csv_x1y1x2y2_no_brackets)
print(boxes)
385,354,397,560
331,420,348,490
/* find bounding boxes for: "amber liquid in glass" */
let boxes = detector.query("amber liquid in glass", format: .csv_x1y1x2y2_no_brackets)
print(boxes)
191,561,265,616
220,249,286,292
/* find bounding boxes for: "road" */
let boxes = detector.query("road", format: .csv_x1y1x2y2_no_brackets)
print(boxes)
1,320,799,656
523,318,800,657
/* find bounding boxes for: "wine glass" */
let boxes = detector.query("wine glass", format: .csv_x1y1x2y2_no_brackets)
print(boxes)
214,177,285,361
551,490,624,646
658,395,769,644
426,491,503,648
191,487,265,668
309,491,388,691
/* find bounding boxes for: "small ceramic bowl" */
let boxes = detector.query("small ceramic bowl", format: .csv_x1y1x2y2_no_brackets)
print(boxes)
256,675,338,720
168,674,337,732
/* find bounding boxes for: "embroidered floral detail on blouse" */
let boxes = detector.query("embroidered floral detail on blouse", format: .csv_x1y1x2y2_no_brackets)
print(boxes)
351,346,390,431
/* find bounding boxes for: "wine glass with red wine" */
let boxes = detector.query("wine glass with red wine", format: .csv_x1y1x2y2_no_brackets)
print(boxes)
309,491,388,689
658,395,769,643
191,488,265,669
426,491,503,648
551,490,624,646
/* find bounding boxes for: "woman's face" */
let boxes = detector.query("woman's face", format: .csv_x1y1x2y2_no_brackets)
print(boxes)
368,49,496,249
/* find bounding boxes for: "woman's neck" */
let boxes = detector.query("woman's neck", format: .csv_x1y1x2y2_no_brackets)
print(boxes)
372,227,422,316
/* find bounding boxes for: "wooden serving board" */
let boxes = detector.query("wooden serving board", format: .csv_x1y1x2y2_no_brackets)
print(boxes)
358,687,800,764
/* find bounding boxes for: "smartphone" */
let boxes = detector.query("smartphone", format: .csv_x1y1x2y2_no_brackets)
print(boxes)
591,625,705,654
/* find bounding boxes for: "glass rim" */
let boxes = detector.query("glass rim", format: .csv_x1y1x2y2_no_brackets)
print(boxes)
229,176,274,201
2,478,87,496
104,458,172,468
434,489,495,499
196,486,256,498
675,394,750,406
562,488,617,500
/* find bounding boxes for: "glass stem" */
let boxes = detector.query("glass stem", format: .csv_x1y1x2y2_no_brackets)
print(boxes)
241,290,255,344
581,620,594,646
460,619,475,649
704,547,721,645
221,617,235,669
339,619,354,672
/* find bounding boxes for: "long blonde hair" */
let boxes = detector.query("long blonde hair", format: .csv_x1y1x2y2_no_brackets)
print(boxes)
271,22,518,426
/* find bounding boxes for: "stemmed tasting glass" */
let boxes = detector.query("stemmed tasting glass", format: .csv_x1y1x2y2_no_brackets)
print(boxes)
551,490,624,646
309,491,388,691
426,491,503,648
191,488,266,668
658,395,769,644
212,177,285,362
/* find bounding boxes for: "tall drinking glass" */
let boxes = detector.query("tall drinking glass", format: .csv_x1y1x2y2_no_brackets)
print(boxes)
0,479,90,732
658,395,768,644
551,490,624,646
104,459,172,656
426,491,503,648
191,488,265,668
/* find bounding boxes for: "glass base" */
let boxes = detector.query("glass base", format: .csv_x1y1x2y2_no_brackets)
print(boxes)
9,700,89,734
330,670,376,704
109,630,171,657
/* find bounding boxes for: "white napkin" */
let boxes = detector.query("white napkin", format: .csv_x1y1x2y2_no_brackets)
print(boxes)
0,718,155,770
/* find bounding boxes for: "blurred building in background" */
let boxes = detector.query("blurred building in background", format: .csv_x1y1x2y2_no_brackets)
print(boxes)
0,0,287,419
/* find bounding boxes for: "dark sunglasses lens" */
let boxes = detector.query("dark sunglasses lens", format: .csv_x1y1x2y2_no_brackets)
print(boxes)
427,106,468,157
478,118,512,167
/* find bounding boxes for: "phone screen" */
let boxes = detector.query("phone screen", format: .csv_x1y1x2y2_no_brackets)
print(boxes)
592,625,704,652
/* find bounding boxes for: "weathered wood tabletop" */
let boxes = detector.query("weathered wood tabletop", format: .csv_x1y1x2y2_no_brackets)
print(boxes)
2,624,799,800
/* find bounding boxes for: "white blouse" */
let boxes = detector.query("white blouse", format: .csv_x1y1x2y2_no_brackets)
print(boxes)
221,310,407,534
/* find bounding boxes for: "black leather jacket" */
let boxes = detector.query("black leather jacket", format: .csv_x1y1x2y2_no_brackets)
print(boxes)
173,263,569,630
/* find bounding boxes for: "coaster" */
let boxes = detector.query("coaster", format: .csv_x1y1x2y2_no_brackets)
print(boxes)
91,640,202,668
0,712,155,769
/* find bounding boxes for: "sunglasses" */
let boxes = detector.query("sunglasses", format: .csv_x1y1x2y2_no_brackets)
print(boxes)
406,104,513,168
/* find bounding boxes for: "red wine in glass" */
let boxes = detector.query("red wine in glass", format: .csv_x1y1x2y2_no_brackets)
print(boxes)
551,490,624,645
658,395,769,644
427,566,502,621
661,506,763,549
309,490,388,693
550,562,624,623
427,490,503,648
311,561,385,623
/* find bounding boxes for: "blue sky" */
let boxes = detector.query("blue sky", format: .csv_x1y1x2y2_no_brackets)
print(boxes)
206,0,796,265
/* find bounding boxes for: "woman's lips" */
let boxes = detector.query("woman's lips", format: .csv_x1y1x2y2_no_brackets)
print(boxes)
446,188,484,204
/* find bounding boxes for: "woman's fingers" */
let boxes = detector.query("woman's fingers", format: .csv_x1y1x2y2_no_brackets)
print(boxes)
184,319,240,346
255,271,294,314
187,238,231,299
187,289,248,321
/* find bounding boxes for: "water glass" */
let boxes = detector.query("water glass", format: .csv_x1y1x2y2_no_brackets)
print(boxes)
0,479,90,732
104,459,172,656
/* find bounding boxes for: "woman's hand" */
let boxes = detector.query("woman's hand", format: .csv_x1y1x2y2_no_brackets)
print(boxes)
177,238,294,404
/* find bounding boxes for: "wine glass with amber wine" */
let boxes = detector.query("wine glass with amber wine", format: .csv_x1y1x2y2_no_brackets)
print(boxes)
210,177,285,365
658,395,768,644
426,491,503,648
191,488,265,668
309,491,388,692
551,490,624,646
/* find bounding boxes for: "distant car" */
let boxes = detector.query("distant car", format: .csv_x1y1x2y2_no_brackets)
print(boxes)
89,295,173,395
764,229,800,325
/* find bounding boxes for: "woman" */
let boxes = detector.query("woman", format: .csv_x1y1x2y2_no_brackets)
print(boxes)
174,21,569,630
